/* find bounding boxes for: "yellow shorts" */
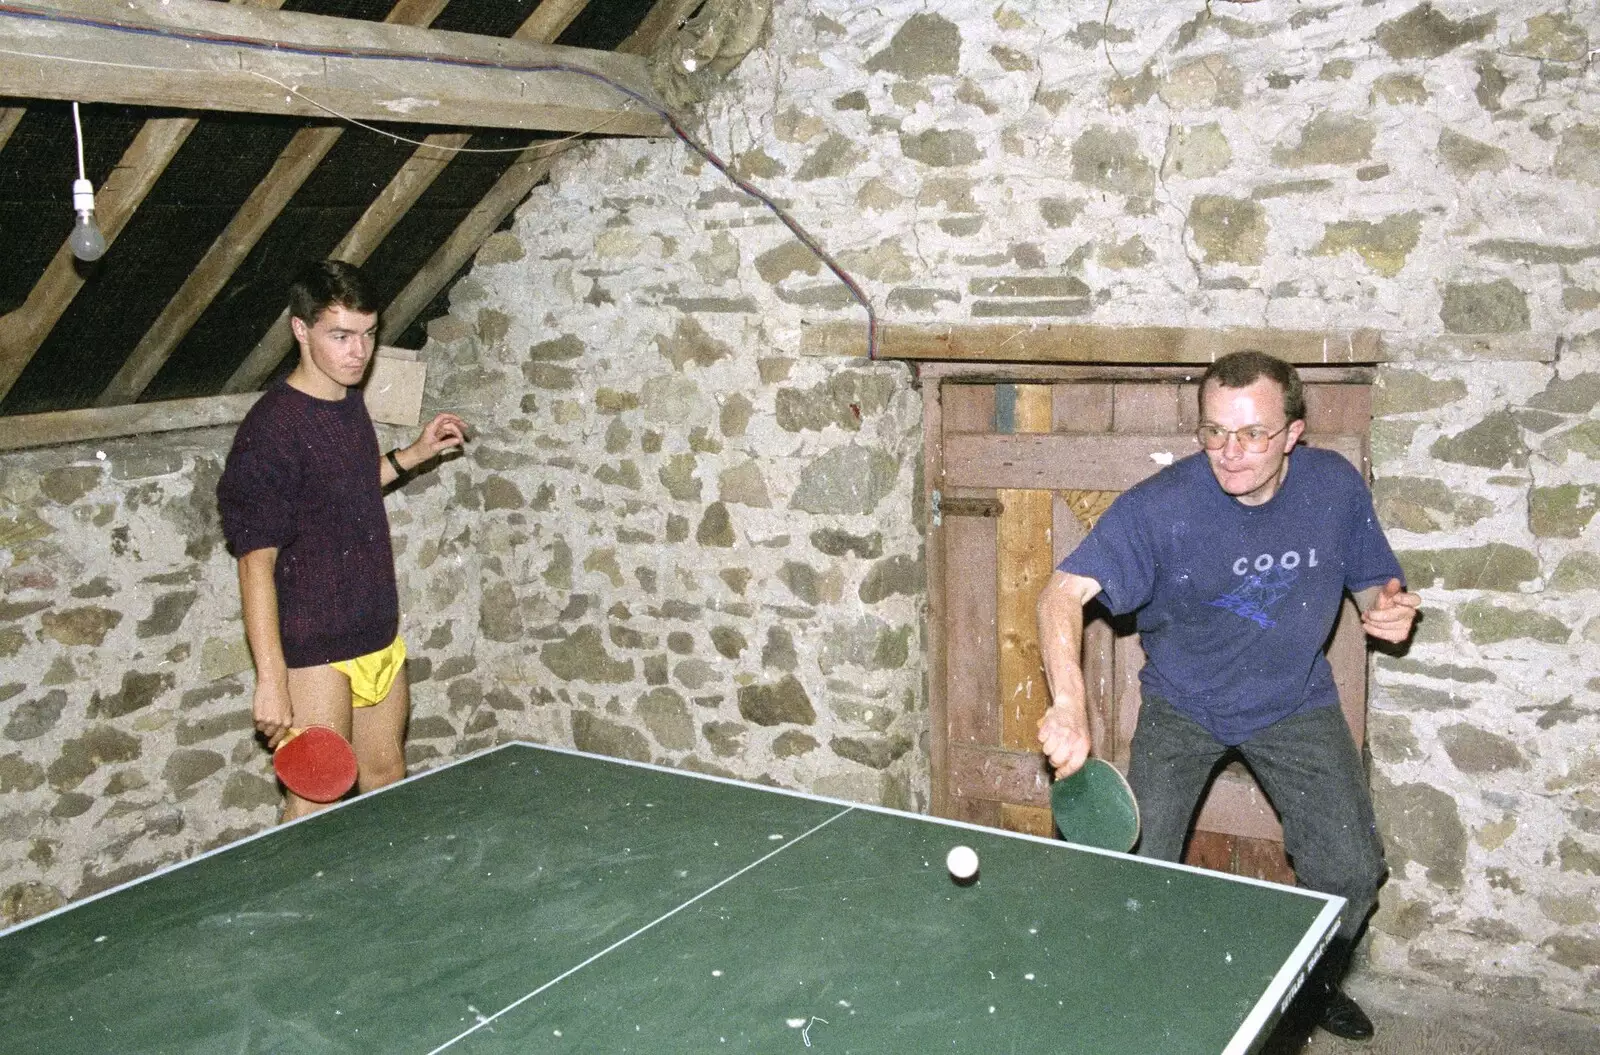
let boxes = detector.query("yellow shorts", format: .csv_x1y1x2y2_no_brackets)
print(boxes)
331,636,407,708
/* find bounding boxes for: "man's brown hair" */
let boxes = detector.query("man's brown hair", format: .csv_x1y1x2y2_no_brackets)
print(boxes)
1199,350,1307,424
287,259,379,327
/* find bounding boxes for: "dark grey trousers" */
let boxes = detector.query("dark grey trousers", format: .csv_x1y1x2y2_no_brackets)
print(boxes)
1126,695,1387,941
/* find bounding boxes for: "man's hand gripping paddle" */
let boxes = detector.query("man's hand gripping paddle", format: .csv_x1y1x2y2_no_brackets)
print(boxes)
272,726,358,803
1050,758,1140,852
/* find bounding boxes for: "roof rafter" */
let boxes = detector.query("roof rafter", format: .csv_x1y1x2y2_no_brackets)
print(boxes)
223,0,600,394
0,106,24,151
0,0,298,404
96,0,454,408
378,0,702,348
0,0,665,134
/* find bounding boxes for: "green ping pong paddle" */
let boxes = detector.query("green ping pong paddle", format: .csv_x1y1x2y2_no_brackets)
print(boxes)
1050,757,1140,852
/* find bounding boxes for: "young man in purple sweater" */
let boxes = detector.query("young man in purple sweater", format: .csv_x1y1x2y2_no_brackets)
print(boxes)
218,260,467,820
1036,351,1420,1041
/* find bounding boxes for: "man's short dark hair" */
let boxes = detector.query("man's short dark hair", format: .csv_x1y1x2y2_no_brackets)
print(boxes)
1200,350,1307,424
287,259,379,327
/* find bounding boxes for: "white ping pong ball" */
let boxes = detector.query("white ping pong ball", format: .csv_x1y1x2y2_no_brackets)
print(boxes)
946,845,979,880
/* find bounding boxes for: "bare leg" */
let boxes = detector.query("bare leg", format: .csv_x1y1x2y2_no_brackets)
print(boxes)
282,664,355,821
351,665,409,793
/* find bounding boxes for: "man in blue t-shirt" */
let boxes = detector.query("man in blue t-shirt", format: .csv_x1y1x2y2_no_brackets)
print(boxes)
1037,350,1419,1041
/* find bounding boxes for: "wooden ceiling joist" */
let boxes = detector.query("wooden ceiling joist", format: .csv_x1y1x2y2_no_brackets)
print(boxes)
0,0,688,450
2,0,291,406
0,0,666,135
96,0,453,407
0,106,24,152
0,115,202,401
223,0,599,394
0,393,262,452
381,0,695,346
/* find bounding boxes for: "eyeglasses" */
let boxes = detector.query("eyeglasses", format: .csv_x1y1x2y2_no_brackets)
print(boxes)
1196,423,1290,453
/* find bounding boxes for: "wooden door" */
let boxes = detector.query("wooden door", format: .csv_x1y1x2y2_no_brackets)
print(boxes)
926,366,1374,882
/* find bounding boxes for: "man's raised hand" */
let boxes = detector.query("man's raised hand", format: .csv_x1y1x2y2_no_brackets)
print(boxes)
1361,577,1420,644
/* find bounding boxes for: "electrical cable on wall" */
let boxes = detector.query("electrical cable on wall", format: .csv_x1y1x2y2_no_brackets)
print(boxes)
0,0,878,358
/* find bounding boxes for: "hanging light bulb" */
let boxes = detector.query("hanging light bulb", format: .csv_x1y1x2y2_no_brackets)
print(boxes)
70,177,106,262
68,102,106,262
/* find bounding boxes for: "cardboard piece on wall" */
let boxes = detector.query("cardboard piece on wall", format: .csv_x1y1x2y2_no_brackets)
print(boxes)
364,347,426,427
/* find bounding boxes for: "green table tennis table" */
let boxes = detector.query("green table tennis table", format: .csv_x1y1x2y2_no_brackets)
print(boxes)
0,742,1342,1054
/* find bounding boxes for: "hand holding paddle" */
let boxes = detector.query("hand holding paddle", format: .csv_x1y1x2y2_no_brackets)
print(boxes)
1050,758,1140,853
1037,698,1092,779
273,726,359,803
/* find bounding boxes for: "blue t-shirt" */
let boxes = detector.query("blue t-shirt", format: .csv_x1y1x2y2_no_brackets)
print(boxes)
1060,446,1402,745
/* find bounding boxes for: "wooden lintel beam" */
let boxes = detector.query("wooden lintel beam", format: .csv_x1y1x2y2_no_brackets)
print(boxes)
223,0,600,394
799,321,1387,364
98,0,451,407
0,392,260,451
0,0,665,135
376,0,687,347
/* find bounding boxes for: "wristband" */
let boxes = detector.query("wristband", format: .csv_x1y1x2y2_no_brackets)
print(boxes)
385,449,406,478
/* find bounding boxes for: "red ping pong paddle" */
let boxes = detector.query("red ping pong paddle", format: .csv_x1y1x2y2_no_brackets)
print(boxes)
1050,757,1140,852
273,726,358,803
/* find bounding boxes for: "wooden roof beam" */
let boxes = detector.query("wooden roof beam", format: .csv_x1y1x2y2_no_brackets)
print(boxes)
222,0,600,394
0,0,665,135
0,0,297,405
374,0,699,348
0,106,24,152
96,0,454,408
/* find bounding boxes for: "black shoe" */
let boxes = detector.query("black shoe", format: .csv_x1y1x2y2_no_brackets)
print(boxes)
1318,984,1375,1040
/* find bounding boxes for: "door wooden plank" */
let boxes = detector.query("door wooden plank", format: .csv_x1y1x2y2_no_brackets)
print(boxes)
947,743,1052,808
996,386,1053,750
939,384,994,434
947,434,1196,490
1176,382,1201,430
1053,495,1114,762
1112,383,1180,433
926,369,950,817
944,513,999,748
995,385,1053,836
1304,383,1371,435
1111,629,1143,770
999,805,1057,838
1050,382,1112,433
1184,831,1236,873
1193,766,1287,842
1231,835,1298,885
1329,597,1368,746
944,432,1364,490
946,796,1002,829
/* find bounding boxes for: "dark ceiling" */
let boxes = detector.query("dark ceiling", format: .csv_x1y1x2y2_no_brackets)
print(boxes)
0,0,665,418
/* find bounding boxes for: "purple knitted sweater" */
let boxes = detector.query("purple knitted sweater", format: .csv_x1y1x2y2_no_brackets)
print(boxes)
217,380,398,668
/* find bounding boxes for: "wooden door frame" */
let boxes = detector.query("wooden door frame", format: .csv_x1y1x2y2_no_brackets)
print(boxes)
923,361,1379,819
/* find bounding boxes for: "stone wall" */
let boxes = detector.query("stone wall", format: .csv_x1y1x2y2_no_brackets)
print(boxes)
0,420,496,924
1,0,1595,1015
